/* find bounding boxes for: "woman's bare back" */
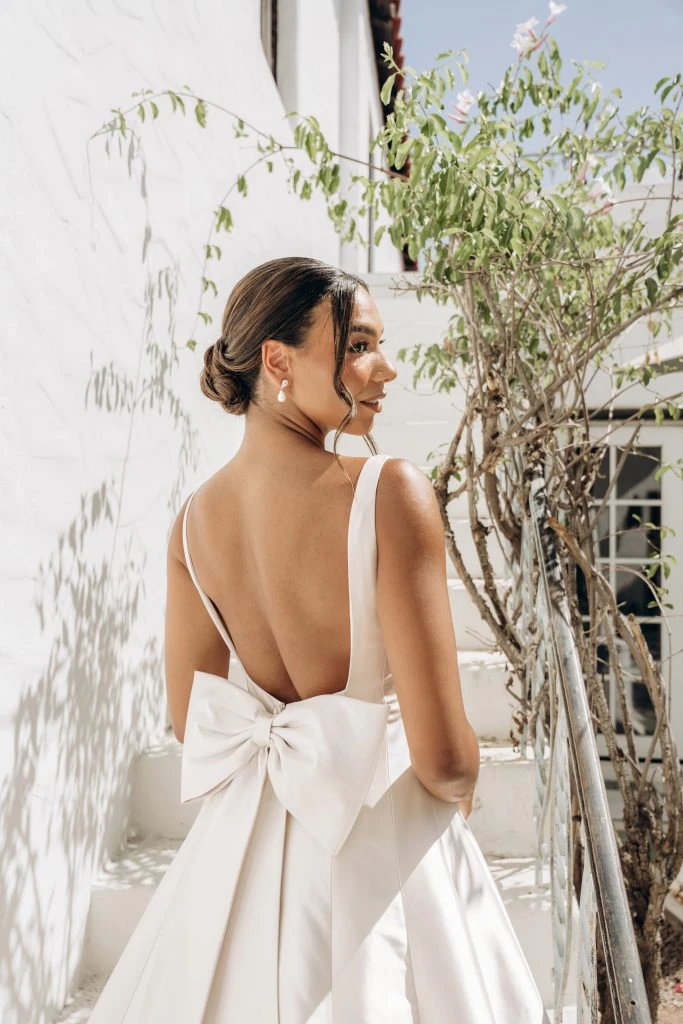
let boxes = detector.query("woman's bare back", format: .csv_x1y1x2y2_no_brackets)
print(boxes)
182,452,375,705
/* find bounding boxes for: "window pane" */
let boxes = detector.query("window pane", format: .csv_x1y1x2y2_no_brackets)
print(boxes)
640,620,662,661
591,446,610,500
576,565,589,616
616,565,662,617
612,623,660,736
596,634,610,680
615,446,661,500
590,502,610,558
615,503,661,559
592,633,611,737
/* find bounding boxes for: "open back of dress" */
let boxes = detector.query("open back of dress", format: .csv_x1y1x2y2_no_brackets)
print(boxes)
88,452,550,1023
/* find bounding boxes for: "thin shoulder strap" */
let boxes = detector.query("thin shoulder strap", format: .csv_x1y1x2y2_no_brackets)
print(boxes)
182,490,236,655
345,453,394,698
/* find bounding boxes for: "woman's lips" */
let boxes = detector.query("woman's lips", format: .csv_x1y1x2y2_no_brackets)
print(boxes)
360,398,383,412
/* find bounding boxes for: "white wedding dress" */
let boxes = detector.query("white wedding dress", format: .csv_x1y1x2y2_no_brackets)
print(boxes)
88,452,550,1023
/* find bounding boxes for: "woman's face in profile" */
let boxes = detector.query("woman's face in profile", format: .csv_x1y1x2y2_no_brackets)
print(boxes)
290,287,397,436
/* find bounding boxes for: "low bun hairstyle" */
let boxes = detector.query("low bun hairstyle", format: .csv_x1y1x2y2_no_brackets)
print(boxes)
200,340,251,416
199,256,379,456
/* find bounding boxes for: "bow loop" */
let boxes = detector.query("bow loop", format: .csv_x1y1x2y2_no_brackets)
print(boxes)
181,672,388,854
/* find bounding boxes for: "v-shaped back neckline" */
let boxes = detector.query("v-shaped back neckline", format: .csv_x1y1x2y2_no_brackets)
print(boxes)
181,453,386,705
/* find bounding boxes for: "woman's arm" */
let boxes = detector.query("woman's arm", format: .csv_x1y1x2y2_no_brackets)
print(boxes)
376,459,480,811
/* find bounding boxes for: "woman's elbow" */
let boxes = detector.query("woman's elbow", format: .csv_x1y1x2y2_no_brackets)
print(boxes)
412,726,480,804
170,713,186,745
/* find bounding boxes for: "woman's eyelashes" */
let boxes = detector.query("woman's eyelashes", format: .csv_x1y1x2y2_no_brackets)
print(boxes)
347,338,386,354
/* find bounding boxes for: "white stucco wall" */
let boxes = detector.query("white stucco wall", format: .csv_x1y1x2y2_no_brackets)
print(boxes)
0,2,401,1021
277,0,342,149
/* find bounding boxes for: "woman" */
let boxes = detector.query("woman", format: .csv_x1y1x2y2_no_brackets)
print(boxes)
88,256,550,1022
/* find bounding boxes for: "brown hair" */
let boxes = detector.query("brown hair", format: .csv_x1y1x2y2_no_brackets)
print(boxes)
200,256,379,460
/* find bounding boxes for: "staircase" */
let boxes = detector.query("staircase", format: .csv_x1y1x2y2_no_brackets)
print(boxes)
53,515,579,1021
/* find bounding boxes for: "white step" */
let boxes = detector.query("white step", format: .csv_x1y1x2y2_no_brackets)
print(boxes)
458,649,521,741
467,741,540,857
664,857,683,926
52,973,106,1022
546,1009,578,1022
445,514,510,581
448,576,510,650
73,838,567,1017
82,837,181,975
130,735,200,840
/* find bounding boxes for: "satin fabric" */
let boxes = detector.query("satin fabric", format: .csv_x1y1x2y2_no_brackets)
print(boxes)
88,453,551,1023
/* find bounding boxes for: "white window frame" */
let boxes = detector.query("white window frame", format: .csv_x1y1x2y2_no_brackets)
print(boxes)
587,420,683,762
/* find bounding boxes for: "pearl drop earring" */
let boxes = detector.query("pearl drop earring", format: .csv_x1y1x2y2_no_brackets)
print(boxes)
277,378,289,403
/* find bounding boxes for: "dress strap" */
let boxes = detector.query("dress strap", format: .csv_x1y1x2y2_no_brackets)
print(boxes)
344,453,394,700
182,490,237,655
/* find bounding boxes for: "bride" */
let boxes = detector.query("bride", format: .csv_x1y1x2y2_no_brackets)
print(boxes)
88,255,548,1023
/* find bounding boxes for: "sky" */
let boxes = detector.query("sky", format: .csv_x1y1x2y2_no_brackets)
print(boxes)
399,0,683,118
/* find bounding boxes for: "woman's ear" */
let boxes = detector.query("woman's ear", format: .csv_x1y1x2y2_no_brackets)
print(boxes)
262,339,291,383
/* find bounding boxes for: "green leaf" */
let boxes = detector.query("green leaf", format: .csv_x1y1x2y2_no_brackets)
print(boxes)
215,206,233,233
167,90,186,114
237,174,248,196
394,137,413,171
186,339,198,351
380,73,397,106
471,190,485,229
198,311,213,325
137,103,145,122
150,100,159,119
195,99,207,128
373,224,386,246
111,108,127,135
656,258,670,281
645,277,658,305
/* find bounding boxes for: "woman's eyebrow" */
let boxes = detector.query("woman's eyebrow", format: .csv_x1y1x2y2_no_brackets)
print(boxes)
349,322,384,337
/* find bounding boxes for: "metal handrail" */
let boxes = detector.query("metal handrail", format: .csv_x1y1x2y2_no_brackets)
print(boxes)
504,458,652,1023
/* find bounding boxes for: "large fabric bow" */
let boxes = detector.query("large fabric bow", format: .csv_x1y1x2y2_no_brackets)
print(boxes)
180,671,389,854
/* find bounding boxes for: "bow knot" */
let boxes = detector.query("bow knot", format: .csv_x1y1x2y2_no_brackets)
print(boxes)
181,672,389,854
252,707,273,748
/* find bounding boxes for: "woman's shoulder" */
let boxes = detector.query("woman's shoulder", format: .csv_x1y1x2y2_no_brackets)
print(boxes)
376,457,443,548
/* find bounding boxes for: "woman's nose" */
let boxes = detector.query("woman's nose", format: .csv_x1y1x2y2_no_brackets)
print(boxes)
380,358,398,382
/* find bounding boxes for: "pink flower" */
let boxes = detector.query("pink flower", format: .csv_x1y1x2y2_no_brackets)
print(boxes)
545,1,567,25
448,88,476,123
576,153,598,184
511,17,540,55
589,176,615,208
